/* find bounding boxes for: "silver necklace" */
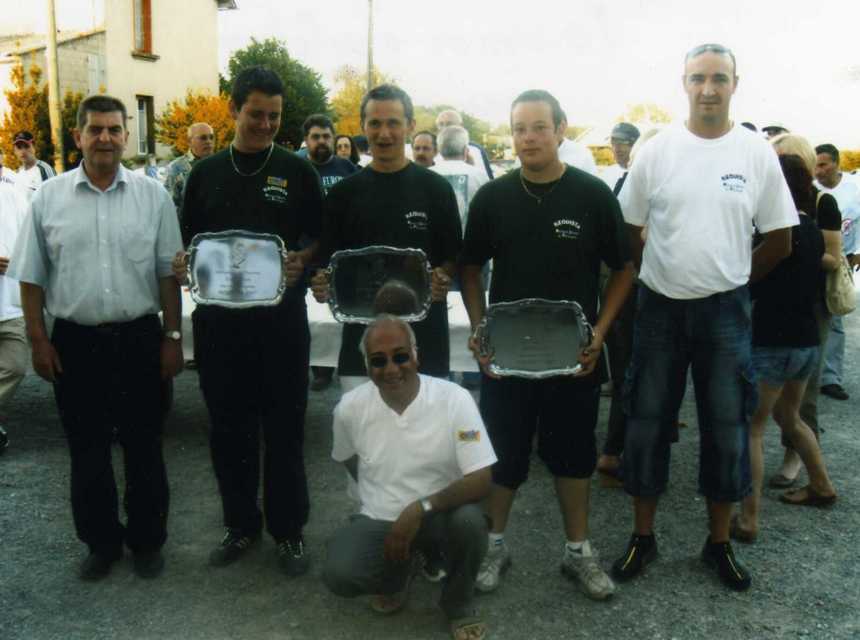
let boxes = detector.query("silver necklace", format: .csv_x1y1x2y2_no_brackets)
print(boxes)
520,168,563,205
229,143,274,177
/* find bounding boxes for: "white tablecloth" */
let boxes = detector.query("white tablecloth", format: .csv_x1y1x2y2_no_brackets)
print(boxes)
181,290,479,372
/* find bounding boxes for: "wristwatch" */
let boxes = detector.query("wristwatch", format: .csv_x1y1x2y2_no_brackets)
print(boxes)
164,330,181,341
420,498,433,515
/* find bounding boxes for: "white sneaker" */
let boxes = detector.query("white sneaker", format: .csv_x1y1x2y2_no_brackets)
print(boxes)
561,549,616,600
476,541,511,593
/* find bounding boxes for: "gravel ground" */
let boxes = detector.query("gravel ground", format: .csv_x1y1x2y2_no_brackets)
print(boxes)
1,311,858,640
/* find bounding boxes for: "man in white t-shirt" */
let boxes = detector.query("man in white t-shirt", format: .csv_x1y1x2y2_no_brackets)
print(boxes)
813,143,859,401
613,44,797,592
12,131,56,201
431,125,489,229
0,181,29,453
323,315,495,640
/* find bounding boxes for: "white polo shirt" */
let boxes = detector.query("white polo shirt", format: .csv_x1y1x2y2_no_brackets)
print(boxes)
0,182,28,320
619,123,798,299
332,374,497,522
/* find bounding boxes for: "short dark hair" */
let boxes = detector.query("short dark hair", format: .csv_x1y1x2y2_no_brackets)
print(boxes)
335,134,360,164
360,84,414,124
230,66,284,110
353,135,369,153
740,122,757,132
412,130,437,149
76,94,128,129
510,90,565,128
302,113,334,137
815,143,840,164
684,43,737,76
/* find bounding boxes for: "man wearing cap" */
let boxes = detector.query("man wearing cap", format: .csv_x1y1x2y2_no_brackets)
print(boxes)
601,123,640,196
762,124,789,139
814,143,860,401
612,43,797,591
164,122,216,220
12,131,55,201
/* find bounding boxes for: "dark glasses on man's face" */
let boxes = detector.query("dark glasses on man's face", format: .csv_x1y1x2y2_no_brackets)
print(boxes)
368,352,411,369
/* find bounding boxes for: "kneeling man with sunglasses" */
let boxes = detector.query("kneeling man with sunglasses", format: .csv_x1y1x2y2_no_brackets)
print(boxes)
323,314,496,640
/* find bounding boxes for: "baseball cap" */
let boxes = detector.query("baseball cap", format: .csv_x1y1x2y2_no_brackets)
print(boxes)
610,123,641,144
13,131,35,145
762,123,789,134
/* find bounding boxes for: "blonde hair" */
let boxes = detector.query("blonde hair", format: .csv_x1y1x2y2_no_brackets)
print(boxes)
770,133,816,175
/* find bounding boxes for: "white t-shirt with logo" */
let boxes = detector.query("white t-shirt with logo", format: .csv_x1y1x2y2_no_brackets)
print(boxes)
620,124,798,300
0,182,28,319
332,374,497,522
814,174,860,256
431,159,489,227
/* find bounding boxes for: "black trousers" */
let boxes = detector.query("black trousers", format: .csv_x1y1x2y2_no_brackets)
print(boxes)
52,315,168,555
193,298,310,541
603,282,638,456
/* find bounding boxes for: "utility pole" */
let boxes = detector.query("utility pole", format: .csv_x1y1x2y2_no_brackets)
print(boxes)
366,0,374,93
45,0,64,174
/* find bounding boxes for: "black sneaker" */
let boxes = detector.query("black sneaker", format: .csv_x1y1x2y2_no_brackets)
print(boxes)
701,538,751,591
277,536,310,576
79,548,122,581
820,384,849,401
209,528,260,567
418,548,447,583
611,533,657,581
133,550,165,579
0,425,8,454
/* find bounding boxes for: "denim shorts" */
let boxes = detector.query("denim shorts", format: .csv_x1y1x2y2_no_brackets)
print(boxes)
752,346,819,385
622,285,754,502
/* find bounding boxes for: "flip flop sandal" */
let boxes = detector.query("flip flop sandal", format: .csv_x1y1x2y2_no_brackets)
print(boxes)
779,486,837,507
768,472,798,489
450,617,488,640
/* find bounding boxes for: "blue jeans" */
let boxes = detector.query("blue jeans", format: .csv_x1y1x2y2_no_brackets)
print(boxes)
821,314,844,387
622,285,755,502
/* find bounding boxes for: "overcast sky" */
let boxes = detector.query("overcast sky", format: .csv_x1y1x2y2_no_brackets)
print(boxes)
8,0,860,146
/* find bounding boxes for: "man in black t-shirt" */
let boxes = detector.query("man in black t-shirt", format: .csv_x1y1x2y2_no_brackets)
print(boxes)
311,84,462,391
173,67,324,576
302,113,360,391
460,90,634,601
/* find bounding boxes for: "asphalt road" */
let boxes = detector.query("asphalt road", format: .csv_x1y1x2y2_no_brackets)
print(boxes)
1,309,859,640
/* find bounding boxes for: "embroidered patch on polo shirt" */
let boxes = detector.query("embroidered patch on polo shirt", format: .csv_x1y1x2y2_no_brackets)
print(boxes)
457,429,480,442
267,176,288,188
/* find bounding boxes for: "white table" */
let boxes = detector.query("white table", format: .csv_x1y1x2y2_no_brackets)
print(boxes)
181,290,479,372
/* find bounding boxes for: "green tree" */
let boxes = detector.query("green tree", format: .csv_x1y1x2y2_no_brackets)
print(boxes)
413,104,491,146
224,38,330,148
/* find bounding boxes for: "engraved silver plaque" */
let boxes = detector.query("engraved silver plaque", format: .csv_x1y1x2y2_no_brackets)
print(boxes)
187,230,287,308
477,298,593,378
328,246,433,324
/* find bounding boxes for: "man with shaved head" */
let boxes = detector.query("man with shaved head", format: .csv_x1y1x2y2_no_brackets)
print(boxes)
164,122,215,218
613,44,798,591
323,314,496,640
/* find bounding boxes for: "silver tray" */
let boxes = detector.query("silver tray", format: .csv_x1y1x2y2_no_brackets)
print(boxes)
327,246,433,324
477,298,593,378
187,230,287,308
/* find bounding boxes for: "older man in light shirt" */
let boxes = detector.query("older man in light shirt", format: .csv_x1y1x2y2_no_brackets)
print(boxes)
9,94,184,581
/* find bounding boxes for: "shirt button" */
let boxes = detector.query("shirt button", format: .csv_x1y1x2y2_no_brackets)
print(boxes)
104,288,110,293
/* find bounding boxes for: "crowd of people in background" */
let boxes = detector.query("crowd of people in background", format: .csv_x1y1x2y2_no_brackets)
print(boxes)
1,40,857,640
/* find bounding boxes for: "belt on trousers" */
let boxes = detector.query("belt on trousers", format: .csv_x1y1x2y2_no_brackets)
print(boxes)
55,314,159,336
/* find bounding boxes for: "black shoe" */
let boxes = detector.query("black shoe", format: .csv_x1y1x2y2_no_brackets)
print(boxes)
418,548,447,583
0,425,8,454
701,538,751,591
276,536,310,576
133,550,165,578
79,549,122,581
209,528,260,567
611,533,657,581
820,384,849,401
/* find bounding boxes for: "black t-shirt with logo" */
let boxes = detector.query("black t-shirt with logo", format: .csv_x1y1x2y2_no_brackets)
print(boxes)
321,162,462,376
312,155,359,195
181,145,324,310
461,166,630,385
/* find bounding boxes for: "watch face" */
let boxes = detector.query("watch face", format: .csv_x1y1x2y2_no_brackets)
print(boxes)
165,331,181,340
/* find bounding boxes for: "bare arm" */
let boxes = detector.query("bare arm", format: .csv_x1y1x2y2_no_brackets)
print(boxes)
20,282,62,381
626,223,645,272
159,275,183,379
821,229,841,273
750,227,792,284
460,264,486,332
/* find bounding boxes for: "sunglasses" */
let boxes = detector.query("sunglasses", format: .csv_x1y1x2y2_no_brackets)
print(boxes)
368,352,411,369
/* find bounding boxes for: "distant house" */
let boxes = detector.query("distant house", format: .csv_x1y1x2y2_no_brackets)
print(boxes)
0,0,237,161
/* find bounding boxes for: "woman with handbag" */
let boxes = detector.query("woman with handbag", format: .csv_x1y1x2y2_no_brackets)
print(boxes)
732,154,838,542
